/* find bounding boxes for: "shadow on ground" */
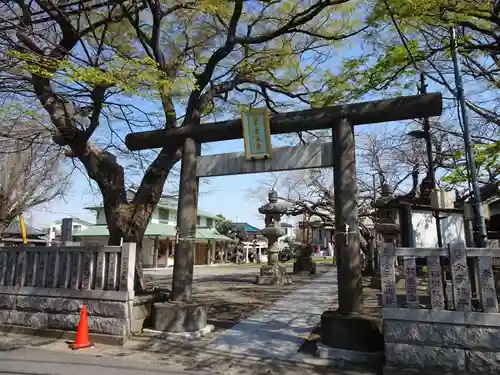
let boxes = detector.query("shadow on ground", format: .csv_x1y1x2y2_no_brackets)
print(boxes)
0,334,59,352
145,264,334,332
48,334,382,375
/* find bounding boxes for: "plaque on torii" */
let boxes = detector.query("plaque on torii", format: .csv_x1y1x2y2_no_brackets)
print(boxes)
125,93,443,312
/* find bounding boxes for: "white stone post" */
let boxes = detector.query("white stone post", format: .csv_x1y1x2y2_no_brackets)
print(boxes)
427,256,445,309
107,252,119,290
15,247,28,287
379,242,397,307
95,250,106,290
81,245,95,290
120,242,136,293
403,256,418,308
477,255,498,313
449,242,472,311
210,240,216,265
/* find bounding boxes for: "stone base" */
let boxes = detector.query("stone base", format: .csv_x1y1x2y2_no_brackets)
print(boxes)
141,324,214,340
152,301,208,333
320,310,383,351
383,365,455,375
315,342,383,366
131,292,168,333
256,264,292,285
293,257,316,275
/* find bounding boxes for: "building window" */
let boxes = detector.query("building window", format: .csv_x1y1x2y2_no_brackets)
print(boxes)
197,216,201,225
206,218,213,228
159,209,169,221
73,225,81,232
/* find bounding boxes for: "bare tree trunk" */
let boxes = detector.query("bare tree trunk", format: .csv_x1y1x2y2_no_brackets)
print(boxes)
0,214,18,238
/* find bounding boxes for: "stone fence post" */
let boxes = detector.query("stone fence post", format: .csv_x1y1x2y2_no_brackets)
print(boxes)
120,243,136,293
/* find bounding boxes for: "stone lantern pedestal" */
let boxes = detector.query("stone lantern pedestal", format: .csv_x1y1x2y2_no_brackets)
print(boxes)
256,226,292,285
257,264,291,285
370,184,403,289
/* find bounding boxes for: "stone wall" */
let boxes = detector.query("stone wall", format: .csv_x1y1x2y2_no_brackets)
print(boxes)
384,308,500,375
0,287,133,337
0,243,137,342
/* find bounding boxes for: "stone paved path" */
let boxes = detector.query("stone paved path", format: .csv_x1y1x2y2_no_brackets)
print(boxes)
205,268,338,360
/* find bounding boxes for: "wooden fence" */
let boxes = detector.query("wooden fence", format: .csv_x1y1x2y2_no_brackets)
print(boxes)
379,241,500,312
0,243,135,292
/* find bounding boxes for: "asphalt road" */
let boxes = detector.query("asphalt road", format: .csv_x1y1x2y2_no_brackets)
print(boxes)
0,347,209,375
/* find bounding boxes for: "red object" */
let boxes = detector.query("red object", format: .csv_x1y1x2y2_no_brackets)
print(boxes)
70,305,93,350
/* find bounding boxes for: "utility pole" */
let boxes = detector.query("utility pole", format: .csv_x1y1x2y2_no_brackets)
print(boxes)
418,66,443,248
449,26,488,248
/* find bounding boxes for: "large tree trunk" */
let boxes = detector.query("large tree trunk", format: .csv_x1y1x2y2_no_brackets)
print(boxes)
22,9,183,294
32,74,182,293
99,148,182,293
105,201,151,293
108,224,146,292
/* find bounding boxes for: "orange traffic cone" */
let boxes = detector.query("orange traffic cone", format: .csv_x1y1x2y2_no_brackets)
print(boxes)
70,305,93,350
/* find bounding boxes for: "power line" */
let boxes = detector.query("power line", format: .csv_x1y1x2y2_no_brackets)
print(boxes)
381,0,419,70
30,207,95,216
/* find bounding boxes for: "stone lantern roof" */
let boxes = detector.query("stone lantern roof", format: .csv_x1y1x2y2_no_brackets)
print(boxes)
258,190,292,215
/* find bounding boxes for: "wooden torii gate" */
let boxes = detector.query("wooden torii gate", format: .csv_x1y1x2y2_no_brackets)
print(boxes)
125,93,443,315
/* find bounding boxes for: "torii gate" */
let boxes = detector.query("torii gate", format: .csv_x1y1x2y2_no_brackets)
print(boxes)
125,93,443,316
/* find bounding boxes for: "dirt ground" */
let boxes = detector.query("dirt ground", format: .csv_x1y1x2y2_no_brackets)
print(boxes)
144,263,333,339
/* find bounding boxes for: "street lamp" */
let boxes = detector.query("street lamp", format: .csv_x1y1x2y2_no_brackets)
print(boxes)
407,67,443,248
449,26,488,248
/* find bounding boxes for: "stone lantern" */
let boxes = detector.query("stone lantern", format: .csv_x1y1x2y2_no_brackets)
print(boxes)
256,190,292,285
373,184,400,243
371,183,402,289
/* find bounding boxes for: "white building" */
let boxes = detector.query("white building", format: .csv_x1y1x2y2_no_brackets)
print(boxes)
71,189,232,266
279,222,294,242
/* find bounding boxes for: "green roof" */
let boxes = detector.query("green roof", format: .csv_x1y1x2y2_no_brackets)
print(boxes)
73,224,231,241
84,197,218,220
